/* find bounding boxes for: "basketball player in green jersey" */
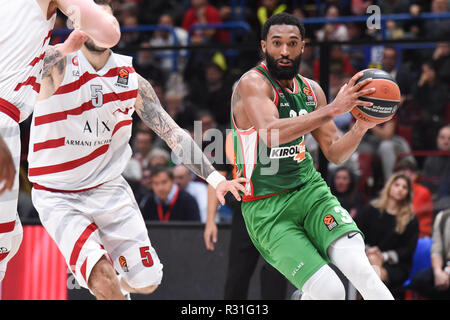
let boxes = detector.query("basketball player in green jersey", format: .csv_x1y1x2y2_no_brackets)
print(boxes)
231,13,394,300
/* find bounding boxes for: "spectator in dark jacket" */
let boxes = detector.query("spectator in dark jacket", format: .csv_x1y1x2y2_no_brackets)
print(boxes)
142,166,200,222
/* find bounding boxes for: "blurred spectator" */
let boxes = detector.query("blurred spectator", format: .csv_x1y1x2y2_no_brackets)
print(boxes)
256,0,287,27
411,61,448,148
330,166,363,218
385,20,405,40
187,61,233,128
173,164,208,222
117,14,141,50
345,22,374,71
317,0,351,16
379,0,410,14
409,208,450,300
181,0,229,44
147,148,171,168
132,130,154,170
394,159,434,238
355,173,419,296
135,167,153,211
150,13,189,75
432,42,450,84
422,124,450,212
165,90,197,129
423,0,450,39
351,0,373,16
315,5,349,42
313,45,355,82
381,46,418,101
141,165,200,222
134,42,167,92
357,116,413,183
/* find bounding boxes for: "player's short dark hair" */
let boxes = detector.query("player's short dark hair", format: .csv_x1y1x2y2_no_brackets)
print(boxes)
94,0,113,9
261,12,305,41
150,165,174,180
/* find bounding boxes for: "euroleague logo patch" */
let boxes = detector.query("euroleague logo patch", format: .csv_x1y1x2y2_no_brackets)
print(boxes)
119,256,129,272
117,68,129,86
323,214,338,231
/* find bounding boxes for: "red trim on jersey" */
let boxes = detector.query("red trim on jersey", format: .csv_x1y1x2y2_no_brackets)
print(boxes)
242,188,289,202
14,76,40,93
42,29,53,47
33,137,66,152
0,97,20,123
34,89,138,126
32,182,103,193
54,66,136,95
28,144,109,176
112,119,133,136
69,222,98,276
29,52,46,67
0,221,16,233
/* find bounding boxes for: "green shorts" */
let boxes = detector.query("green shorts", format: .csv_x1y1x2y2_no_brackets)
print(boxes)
241,171,362,290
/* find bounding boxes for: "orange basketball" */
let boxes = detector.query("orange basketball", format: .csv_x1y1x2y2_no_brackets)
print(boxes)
351,68,401,124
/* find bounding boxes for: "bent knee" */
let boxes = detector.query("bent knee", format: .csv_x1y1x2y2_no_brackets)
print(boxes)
132,284,159,295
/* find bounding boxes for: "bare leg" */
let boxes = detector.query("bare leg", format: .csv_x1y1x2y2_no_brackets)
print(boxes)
88,256,125,300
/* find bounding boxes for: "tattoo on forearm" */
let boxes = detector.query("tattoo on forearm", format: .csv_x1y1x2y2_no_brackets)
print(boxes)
135,75,215,179
42,46,66,79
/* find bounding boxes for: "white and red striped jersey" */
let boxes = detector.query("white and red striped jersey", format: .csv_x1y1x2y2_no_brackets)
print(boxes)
0,0,56,123
28,49,138,191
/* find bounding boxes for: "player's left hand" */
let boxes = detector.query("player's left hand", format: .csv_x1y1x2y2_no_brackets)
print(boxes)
58,29,88,56
215,170,249,205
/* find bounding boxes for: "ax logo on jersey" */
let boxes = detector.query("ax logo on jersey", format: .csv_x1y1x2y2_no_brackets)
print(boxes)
269,139,306,163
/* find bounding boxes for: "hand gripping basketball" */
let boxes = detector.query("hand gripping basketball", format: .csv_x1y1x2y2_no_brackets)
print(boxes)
350,69,401,124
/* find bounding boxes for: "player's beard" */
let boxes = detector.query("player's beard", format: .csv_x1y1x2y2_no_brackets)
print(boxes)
84,39,108,53
265,51,302,80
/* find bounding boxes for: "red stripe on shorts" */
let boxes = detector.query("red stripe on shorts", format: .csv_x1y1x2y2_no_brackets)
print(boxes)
70,222,98,276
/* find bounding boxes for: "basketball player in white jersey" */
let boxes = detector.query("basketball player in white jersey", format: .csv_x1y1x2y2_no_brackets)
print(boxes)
0,0,122,282
28,3,248,299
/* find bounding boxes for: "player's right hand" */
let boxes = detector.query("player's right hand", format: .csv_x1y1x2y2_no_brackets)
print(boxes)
58,29,88,56
331,72,376,115
0,137,16,195
204,220,218,251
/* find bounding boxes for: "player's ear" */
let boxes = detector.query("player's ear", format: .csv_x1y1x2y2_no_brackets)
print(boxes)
261,40,267,54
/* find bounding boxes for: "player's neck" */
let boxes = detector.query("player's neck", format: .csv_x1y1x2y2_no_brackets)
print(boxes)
278,79,295,91
81,46,111,72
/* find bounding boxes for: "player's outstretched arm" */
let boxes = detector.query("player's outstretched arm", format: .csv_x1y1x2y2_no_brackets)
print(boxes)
308,79,377,164
55,0,121,48
135,75,249,204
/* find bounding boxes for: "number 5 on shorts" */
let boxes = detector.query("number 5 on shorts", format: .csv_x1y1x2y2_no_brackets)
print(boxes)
140,246,154,267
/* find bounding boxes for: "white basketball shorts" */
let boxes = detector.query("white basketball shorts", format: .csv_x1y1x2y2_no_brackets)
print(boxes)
31,175,163,289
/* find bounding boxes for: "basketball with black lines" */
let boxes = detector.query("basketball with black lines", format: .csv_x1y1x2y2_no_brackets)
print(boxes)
351,68,401,124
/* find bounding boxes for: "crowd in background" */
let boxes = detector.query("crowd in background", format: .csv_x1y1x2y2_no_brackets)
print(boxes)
13,0,449,299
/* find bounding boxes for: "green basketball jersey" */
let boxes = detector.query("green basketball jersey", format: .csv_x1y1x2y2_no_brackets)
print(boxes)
231,64,318,201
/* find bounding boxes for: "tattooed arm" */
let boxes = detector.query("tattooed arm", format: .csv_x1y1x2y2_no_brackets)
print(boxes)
39,29,88,100
135,74,215,179
135,74,248,204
